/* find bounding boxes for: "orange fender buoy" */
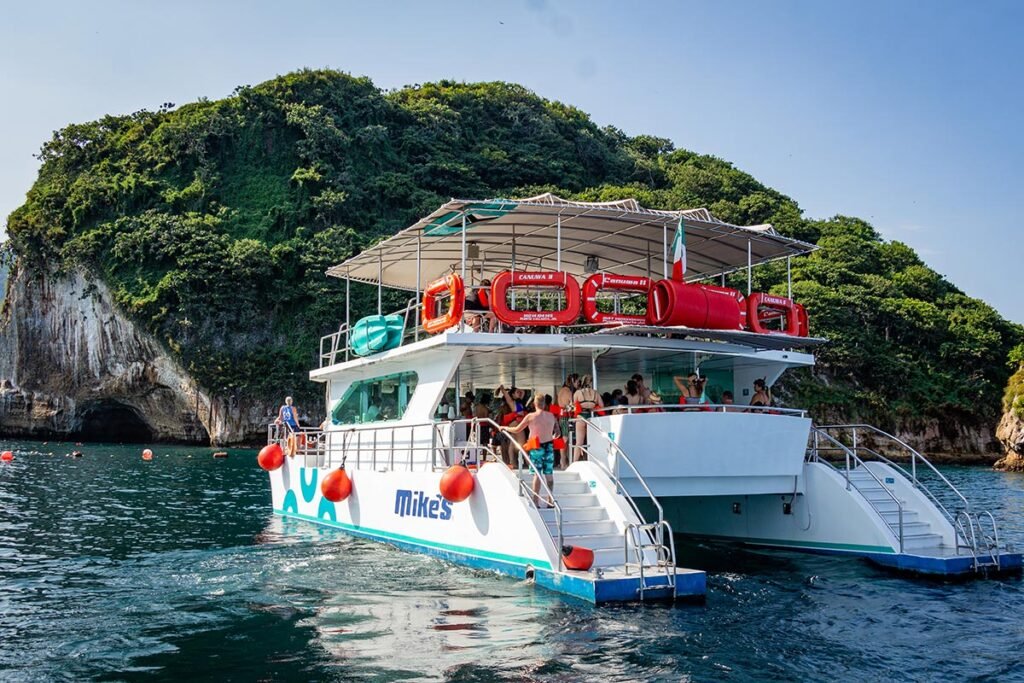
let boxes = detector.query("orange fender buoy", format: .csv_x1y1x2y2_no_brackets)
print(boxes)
257,443,285,471
1,450,13,462
562,545,595,571
321,467,352,502
142,449,153,461
439,464,475,503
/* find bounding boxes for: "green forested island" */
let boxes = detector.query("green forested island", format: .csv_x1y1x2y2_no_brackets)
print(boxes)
4,69,1021,449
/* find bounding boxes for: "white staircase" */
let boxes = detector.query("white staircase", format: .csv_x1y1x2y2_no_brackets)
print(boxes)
847,468,944,551
812,425,1011,568
523,471,636,569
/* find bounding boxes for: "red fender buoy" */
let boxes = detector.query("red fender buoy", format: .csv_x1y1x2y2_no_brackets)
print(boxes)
1,450,13,462
562,545,595,571
439,464,475,503
321,467,352,502
141,449,153,461
257,443,285,471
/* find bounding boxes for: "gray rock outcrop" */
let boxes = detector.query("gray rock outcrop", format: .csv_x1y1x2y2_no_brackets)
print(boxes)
0,264,274,444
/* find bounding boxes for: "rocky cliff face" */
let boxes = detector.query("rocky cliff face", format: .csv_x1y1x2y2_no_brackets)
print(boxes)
0,264,277,445
995,371,1024,471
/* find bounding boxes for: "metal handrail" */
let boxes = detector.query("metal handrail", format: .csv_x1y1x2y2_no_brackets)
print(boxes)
318,297,422,368
809,427,905,553
613,403,807,417
575,416,677,587
816,424,971,513
577,417,667,542
848,444,961,532
271,415,566,569
489,420,566,572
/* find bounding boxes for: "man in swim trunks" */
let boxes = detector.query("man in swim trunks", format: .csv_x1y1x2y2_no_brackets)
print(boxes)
506,393,559,508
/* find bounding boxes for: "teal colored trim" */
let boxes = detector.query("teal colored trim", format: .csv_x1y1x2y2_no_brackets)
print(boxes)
317,497,337,522
686,531,896,555
282,490,298,514
276,509,554,570
299,468,319,503
422,202,516,236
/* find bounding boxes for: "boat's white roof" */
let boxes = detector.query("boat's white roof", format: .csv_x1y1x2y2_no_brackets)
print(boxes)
328,193,816,290
310,330,816,383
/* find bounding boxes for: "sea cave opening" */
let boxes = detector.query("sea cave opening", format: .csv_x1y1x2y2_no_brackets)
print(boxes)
77,401,155,443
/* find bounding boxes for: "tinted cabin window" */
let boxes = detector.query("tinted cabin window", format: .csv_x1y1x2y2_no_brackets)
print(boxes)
331,371,418,425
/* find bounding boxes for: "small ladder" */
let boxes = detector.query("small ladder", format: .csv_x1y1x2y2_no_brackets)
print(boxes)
956,511,1002,572
624,522,677,600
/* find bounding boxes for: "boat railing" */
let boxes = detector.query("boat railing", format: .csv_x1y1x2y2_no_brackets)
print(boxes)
807,426,906,553
608,403,806,417
816,424,970,513
490,421,567,572
574,416,676,593
267,417,567,570
576,416,668,544
815,424,1010,559
319,297,422,368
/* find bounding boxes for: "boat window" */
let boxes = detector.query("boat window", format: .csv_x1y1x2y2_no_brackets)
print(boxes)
331,371,418,425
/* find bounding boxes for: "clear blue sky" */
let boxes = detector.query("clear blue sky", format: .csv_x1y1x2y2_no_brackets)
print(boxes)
2,1,1020,320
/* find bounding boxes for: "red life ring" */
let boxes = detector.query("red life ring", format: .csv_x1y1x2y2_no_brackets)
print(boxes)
489,271,581,327
746,293,805,336
581,273,653,326
422,273,465,334
795,303,809,336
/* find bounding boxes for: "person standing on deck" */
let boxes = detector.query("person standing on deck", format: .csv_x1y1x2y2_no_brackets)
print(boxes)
276,396,300,433
556,374,578,468
571,375,603,461
505,394,559,508
631,373,652,405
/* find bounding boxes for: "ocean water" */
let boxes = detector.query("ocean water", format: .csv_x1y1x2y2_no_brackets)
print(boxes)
1,440,1023,682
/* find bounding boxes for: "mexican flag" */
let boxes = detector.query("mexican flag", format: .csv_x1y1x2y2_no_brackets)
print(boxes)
671,217,686,281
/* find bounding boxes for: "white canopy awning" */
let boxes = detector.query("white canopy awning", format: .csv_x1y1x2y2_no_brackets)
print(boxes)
327,193,815,290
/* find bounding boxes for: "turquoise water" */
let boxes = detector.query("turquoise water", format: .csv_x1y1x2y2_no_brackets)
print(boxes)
1,440,1023,681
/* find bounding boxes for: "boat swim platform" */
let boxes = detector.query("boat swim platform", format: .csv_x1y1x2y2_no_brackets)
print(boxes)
732,536,1023,578
275,508,706,605
863,548,1023,577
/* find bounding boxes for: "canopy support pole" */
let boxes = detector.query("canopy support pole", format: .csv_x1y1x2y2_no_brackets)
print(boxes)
377,250,382,315
460,213,467,331
511,225,517,311
662,223,668,279
345,269,351,362
415,231,422,341
460,213,467,282
747,240,752,295
556,214,562,271
787,256,792,299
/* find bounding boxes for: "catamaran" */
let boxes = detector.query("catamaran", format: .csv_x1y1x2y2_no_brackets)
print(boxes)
261,193,1019,605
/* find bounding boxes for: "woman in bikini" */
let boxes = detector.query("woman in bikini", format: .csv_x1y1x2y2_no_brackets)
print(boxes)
556,373,578,468
750,378,772,411
571,374,603,461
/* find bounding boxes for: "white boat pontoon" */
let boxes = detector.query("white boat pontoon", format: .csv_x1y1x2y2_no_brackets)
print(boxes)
264,193,1019,605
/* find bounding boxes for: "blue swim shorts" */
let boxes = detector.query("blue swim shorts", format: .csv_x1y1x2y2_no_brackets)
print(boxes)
530,441,555,476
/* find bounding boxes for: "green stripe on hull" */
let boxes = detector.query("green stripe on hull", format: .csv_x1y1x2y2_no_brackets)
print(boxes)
683,532,896,554
276,509,554,569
